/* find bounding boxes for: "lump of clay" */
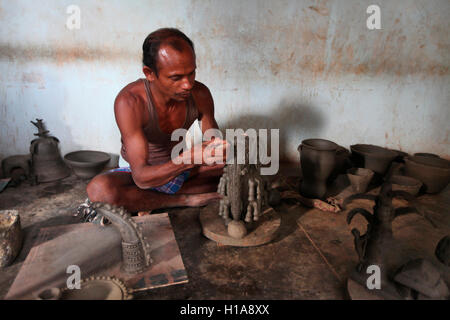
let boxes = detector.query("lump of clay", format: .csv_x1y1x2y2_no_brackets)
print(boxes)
227,220,247,239
393,259,449,299
435,235,450,266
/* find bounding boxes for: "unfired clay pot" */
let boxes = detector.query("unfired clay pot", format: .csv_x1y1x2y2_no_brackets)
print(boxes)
298,139,338,199
404,156,450,194
347,168,374,193
388,175,423,197
0,210,23,268
64,151,111,179
350,144,398,175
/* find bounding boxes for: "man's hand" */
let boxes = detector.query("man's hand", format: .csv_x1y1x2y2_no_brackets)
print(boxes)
186,138,229,166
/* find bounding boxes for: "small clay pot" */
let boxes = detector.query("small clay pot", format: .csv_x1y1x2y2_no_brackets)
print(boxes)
0,210,23,268
388,175,422,197
404,156,450,194
350,144,398,175
298,139,338,199
64,150,111,179
347,168,374,193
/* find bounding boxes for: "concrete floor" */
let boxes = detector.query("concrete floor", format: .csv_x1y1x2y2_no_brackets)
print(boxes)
0,165,449,300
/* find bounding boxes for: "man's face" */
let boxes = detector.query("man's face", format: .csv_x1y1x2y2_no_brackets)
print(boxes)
148,42,196,102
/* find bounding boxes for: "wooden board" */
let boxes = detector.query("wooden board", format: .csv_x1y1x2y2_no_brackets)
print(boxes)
200,201,281,247
5,213,188,299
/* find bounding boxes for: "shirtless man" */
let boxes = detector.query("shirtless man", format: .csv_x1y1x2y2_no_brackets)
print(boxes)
86,28,228,213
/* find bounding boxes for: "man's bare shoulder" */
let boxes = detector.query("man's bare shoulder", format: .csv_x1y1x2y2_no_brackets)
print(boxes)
192,81,214,112
114,79,146,114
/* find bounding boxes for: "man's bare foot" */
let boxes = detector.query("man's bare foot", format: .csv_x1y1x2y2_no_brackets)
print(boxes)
138,210,152,216
185,192,222,207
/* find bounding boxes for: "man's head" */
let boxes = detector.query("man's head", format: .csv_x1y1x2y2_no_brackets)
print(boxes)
142,28,196,101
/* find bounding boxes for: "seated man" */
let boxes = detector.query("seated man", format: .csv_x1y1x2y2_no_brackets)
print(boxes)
85,28,228,216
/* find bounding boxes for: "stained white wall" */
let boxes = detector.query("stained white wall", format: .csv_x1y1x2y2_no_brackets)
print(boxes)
0,0,449,164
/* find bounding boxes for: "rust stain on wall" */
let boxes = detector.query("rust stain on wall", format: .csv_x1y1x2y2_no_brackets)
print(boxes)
0,43,138,65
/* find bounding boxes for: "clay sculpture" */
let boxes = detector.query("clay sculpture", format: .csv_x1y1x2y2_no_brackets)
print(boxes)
345,183,431,299
29,119,70,183
217,136,269,239
90,202,152,274
404,155,450,194
350,144,397,176
0,210,23,268
298,139,338,199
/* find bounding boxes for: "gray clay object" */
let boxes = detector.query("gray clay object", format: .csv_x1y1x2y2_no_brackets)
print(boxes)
393,259,449,299
30,119,71,183
388,175,423,197
64,150,111,179
298,139,338,199
347,167,374,193
91,203,152,274
227,220,247,239
1,155,32,181
346,183,428,299
435,235,450,267
0,210,23,268
404,156,450,194
350,144,398,175
217,135,270,239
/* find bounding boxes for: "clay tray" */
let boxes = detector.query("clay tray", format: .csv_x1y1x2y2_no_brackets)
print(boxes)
5,213,188,300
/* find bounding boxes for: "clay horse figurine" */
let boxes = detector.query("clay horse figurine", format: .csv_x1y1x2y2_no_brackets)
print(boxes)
217,134,269,239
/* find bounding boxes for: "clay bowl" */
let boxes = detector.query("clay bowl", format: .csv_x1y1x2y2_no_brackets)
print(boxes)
350,144,398,175
347,168,374,193
388,175,423,197
414,153,440,158
64,151,111,179
404,156,450,194
0,210,23,268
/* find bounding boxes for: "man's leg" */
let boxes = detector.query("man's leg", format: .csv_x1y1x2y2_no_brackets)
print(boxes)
86,169,222,212
177,164,224,194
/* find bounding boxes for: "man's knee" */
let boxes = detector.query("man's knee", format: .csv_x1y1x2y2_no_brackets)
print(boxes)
86,174,122,205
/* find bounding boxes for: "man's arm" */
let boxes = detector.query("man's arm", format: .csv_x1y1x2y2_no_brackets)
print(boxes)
193,81,219,133
114,92,195,189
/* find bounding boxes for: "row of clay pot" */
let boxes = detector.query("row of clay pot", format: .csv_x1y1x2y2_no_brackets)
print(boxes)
298,139,450,199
